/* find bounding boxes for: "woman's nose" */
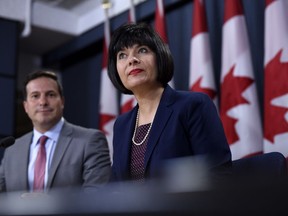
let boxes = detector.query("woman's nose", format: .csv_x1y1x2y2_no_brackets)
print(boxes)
128,56,140,66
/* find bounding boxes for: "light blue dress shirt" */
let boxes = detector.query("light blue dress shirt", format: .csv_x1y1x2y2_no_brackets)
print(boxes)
28,118,64,192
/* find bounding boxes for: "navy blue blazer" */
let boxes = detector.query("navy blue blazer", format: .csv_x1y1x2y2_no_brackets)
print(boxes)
111,85,231,182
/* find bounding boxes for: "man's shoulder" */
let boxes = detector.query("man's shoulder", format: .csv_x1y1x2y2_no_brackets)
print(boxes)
5,132,32,153
15,132,33,143
63,121,103,136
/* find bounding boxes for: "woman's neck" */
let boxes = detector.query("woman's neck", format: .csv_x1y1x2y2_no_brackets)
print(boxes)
135,86,164,125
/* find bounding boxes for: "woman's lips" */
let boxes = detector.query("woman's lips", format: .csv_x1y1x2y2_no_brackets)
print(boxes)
129,69,143,75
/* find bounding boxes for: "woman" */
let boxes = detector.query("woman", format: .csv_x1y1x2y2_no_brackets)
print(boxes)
108,22,231,184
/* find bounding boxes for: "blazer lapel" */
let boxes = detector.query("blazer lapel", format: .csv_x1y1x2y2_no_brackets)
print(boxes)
47,122,72,188
119,107,138,177
144,85,175,169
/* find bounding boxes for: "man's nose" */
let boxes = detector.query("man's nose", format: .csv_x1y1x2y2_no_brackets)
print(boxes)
39,95,48,105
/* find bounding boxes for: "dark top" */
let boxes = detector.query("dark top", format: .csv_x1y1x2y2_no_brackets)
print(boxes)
130,123,151,182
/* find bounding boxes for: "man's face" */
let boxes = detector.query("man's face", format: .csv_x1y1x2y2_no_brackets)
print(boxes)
23,77,64,133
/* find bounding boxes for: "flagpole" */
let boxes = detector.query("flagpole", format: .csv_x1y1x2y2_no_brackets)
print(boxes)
99,0,118,162
102,0,111,45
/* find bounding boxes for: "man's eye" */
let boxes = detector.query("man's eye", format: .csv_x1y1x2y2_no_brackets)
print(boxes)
48,93,56,97
31,94,38,99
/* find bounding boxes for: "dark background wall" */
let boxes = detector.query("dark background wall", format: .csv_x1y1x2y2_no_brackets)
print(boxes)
0,19,18,137
0,0,265,141
0,18,19,158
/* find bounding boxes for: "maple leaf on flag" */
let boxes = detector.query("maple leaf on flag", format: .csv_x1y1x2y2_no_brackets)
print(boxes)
100,114,115,135
121,98,135,113
264,50,288,143
220,65,254,144
191,77,217,100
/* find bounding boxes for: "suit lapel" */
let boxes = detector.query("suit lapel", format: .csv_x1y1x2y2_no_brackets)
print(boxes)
144,85,175,169
18,133,33,190
47,122,72,188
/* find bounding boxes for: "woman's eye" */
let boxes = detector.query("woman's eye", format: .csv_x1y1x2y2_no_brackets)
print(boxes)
118,53,126,59
139,47,148,53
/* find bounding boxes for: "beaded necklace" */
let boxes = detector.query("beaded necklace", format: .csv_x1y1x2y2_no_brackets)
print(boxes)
132,109,152,146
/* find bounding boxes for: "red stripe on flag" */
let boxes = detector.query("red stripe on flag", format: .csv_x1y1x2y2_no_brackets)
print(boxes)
266,0,275,7
155,0,168,43
224,0,243,23
192,0,208,36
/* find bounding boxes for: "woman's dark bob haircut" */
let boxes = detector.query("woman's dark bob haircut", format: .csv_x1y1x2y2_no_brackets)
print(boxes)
108,22,174,94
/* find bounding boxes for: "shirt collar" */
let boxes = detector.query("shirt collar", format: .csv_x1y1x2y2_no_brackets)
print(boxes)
32,117,65,144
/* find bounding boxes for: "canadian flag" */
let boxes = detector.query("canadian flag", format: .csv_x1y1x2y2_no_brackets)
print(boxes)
220,0,263,160
120,0,137,114
189,0,217,107
155,0,168,43
264,0,288,157
128,0,136,23
99,9,118,161
154,0,174,88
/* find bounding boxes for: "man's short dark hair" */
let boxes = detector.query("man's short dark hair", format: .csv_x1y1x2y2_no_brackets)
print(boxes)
23,70,63,100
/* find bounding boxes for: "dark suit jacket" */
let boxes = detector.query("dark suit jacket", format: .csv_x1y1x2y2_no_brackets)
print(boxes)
111,85,231,182
0,121,111,192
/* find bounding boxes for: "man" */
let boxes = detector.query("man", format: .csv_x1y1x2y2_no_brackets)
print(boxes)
0,70,111,193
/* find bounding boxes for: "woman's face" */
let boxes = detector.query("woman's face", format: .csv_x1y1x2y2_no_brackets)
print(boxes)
116,44,157,91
